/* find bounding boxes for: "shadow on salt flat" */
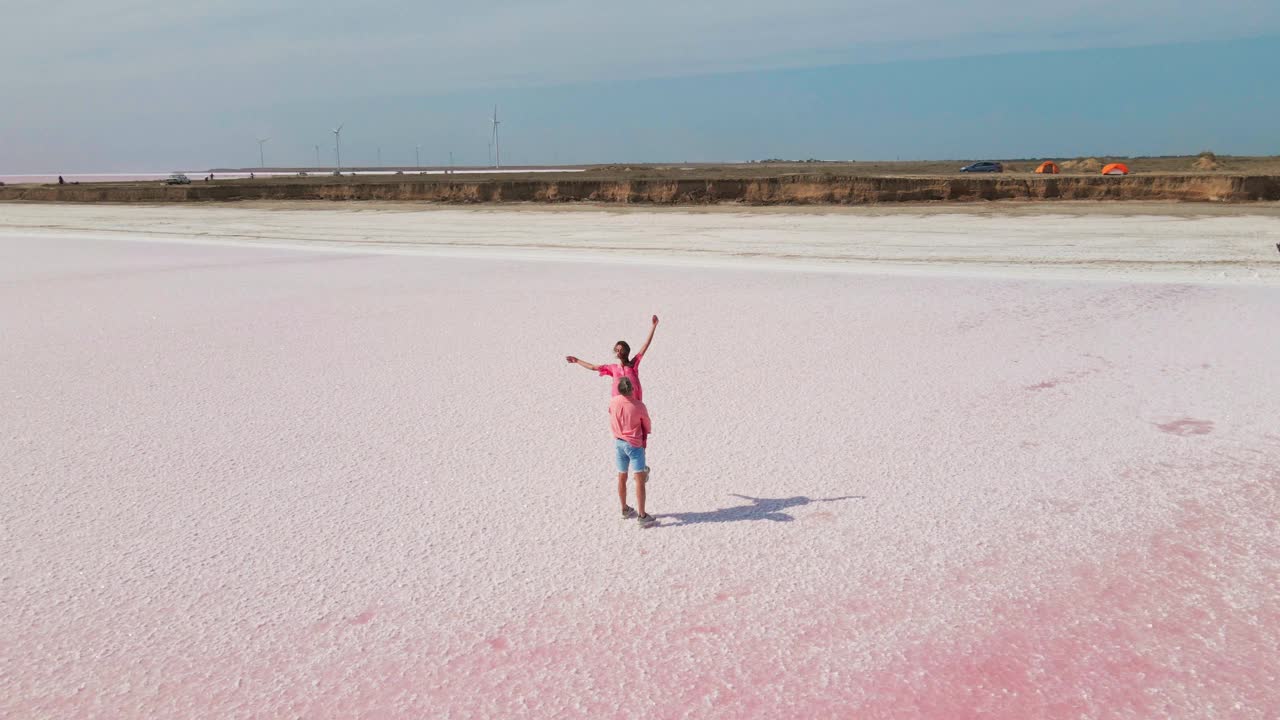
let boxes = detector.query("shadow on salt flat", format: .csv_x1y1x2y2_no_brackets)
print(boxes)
655,493,863,528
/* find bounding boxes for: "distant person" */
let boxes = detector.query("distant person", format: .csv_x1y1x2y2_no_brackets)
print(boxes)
249,172,255,179
609,377,655,526
566,315,658,401
58,175,64,184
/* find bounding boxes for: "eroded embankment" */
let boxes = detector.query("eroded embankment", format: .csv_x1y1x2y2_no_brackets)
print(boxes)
3,174,1279,204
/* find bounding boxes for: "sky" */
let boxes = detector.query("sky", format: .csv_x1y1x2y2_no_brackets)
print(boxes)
1,1,1278,171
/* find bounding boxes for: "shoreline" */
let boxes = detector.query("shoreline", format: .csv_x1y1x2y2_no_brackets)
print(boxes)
6,197,1280,217
3,202,1278,287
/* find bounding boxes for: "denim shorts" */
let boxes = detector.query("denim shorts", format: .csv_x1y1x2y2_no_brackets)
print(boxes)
614,437,647,473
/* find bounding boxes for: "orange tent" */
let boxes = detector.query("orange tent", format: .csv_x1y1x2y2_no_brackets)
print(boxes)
1034,161,1060,174
1101,163,1129,175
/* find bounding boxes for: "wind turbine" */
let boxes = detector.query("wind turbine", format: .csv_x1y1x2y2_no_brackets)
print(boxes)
314,144,320,168
415,144,421,169
489,105,501,168
256,137,270,168
332,124,344,173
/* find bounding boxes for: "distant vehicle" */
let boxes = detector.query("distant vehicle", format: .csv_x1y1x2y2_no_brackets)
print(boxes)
164,173,191,185
332,171,342,176
297,171,309,177
960,161,1003,173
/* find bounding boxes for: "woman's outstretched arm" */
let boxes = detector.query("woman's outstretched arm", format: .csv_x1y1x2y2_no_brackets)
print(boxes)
637,315,659,357
565,356,600,371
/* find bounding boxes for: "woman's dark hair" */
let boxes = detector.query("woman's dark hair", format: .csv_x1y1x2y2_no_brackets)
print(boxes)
615,340,633,367
616,377,634,396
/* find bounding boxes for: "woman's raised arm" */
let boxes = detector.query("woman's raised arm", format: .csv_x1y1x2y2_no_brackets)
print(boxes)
637,315,659,357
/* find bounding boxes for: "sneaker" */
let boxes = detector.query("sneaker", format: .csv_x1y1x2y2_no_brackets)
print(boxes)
637,512,657,528
622,505,636,519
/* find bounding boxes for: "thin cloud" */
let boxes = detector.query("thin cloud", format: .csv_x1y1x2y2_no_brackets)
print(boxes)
4,1,1278,98
1,2,1277,170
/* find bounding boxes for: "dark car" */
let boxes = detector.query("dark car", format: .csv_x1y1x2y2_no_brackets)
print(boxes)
164,173,191,185
960,161,1003,173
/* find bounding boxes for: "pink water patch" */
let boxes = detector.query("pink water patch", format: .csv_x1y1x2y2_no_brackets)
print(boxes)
1156,418,1215,436
847,479,1279,718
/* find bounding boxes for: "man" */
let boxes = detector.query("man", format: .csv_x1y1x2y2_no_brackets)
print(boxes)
610,377,655,527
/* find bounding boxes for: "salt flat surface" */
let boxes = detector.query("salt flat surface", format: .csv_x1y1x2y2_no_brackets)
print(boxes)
1,207,1278,718
2,202,1279,285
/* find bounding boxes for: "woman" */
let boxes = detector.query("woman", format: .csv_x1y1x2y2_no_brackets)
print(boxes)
566,315,658,401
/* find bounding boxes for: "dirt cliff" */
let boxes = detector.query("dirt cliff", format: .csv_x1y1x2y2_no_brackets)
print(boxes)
3,174,1278,205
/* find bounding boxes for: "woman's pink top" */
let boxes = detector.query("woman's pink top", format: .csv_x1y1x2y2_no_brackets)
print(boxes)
597,353,644,401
